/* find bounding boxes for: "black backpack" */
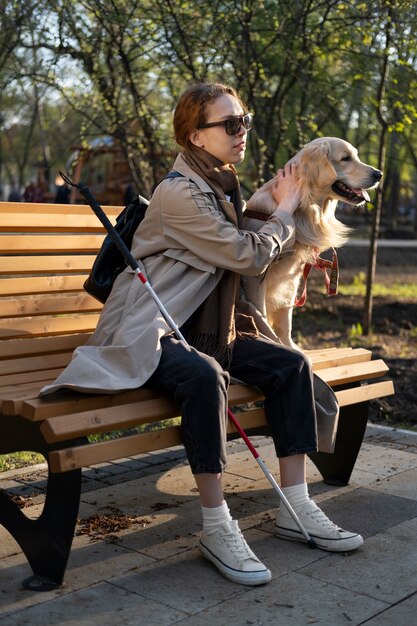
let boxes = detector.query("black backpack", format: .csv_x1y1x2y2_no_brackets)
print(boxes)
83,171,183,303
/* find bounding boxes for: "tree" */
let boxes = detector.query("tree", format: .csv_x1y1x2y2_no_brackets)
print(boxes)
363,0,417,334
3,0,417,217
0,1,40,195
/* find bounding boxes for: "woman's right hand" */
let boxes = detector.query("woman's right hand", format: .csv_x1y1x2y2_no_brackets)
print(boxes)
272,162,301,216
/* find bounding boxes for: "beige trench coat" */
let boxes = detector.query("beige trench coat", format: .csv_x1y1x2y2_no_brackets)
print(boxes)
40,154,295,396
40,154,339,452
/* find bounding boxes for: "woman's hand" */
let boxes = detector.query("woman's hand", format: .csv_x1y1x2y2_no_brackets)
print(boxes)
272,163,301,216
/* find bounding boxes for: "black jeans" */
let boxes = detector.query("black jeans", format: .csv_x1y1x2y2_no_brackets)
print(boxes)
146,334,318,474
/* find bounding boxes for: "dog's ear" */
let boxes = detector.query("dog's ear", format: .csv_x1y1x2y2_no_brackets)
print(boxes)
298,143,337,189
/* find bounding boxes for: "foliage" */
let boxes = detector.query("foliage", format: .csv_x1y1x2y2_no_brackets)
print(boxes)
1,0,417,202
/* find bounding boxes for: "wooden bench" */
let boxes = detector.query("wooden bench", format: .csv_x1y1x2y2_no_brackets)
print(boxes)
0,200,395,591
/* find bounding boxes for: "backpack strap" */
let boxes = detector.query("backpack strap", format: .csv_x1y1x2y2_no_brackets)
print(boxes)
164,170,185,180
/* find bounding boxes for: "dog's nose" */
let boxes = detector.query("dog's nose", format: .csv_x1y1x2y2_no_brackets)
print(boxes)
373,169,383,182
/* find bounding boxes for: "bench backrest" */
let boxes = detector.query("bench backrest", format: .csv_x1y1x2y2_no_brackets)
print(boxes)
0,201,121,341
0,200,394,413
0,201,123,381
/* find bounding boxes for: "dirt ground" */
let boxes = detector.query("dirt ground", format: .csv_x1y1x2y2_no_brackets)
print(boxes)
292,244,417,430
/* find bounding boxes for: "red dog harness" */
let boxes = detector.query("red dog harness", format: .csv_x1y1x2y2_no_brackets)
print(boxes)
295,248,339,307
244,209,339,307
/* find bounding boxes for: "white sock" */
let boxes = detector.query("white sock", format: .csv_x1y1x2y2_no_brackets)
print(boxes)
281,483,310,514
201,501,233,534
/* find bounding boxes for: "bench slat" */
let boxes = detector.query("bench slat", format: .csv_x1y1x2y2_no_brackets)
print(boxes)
40,396,180,442
0,368,63,387
48,407,268,473
0,382,57,413
0,352,72,376
24,383,262,427
0,212,115,232
0,333,91,359
0,313,100,339
0,255,97,275
0,234,105,253
0,202,121,214
316,359,389,385
336,380,394,406
20,387,161,421
0,276,86,296
309,348,371,369
0,294,101,318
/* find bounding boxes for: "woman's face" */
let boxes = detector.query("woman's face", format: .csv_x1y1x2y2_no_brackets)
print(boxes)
190,94,247,164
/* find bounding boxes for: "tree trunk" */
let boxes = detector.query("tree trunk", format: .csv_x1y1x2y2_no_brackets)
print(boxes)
362,4,393,335
363,129,388,335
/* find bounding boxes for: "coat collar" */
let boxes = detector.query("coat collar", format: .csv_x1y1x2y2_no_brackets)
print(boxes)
172,153,238,226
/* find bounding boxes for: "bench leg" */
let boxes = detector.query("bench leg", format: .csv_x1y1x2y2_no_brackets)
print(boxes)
0,468,82,591
0,415,82,590
308,401,369,486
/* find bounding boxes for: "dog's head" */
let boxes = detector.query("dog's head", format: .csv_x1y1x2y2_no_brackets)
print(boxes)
284,137,382,250
246,136,382,252
291,137,382,209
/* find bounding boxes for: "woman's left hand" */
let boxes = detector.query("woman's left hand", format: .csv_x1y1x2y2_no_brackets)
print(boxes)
272,163,302,216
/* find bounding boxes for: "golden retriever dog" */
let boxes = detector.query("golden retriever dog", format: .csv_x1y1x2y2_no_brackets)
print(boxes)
243,137,382,349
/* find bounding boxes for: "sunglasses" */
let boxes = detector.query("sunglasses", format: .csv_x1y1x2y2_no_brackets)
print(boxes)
198,113,252,136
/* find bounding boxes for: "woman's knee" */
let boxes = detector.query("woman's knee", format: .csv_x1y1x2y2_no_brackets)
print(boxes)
291,349,313,375
189,350,229,393
170,348,229,408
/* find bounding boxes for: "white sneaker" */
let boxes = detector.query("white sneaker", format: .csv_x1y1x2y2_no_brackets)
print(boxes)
199,520,271,585
275,499,363,552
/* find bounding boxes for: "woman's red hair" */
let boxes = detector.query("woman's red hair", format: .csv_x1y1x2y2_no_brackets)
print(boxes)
173,82,246,149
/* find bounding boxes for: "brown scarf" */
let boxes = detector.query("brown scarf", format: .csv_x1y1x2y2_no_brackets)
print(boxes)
182,146,258,367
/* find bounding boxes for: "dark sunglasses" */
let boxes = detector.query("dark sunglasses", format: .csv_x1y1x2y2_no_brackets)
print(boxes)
197,113,252,136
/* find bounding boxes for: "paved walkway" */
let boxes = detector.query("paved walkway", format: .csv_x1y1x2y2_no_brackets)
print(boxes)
1,423,416,625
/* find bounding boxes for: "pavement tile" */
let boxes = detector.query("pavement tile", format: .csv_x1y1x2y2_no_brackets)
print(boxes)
298,517,417,604
363,590,417,625
109,549,246,614
0,552,58,616
0,534,155,615
91,503,202,557
1,581,187,625
64,533,155,588
314,487,417,538
173,570,388,626
365,424,417,452
354,442,417,477
368,466,417,501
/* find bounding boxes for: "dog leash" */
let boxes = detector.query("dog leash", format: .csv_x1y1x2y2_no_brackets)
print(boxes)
295,248,339,307
244,209,270,221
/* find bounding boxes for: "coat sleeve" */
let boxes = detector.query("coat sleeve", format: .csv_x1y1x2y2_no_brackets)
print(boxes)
158,178,295,277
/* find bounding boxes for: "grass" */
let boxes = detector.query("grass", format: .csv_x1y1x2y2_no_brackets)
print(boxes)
0,451,45,472
338,271,417,298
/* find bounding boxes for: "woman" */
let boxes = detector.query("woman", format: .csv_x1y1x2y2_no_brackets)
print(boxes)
41,82,363,586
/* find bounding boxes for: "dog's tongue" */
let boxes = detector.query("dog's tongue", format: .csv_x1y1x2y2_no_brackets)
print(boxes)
354,188,370,202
